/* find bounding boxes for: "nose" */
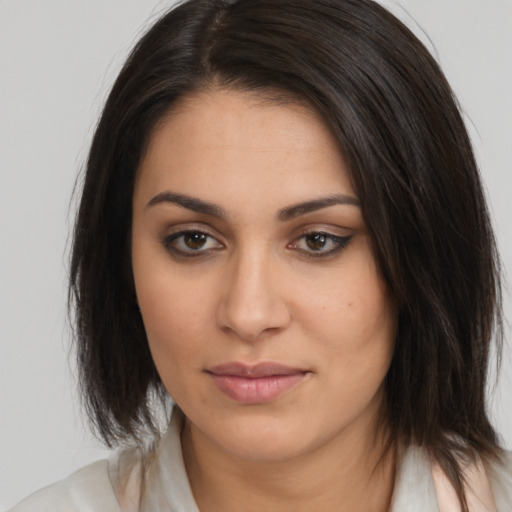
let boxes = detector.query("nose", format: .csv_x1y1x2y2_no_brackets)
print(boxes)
216,250,291,341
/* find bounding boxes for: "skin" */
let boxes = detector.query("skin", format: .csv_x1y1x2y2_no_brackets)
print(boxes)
132,88,398,511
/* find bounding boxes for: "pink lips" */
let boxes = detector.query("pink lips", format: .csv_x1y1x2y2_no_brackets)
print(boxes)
207,362,308,404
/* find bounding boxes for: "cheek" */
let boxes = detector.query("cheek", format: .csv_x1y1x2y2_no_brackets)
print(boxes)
139,297,211,404
133,257,214,376
299,257,396,370
140,291,208,356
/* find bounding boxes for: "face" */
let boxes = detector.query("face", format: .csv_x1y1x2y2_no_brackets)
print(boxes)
132,89,397,463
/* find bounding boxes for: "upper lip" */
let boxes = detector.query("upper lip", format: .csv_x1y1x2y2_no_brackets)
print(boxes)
207,362,307,378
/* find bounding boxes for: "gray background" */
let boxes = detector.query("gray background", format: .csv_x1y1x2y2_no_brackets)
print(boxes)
1,0,511,509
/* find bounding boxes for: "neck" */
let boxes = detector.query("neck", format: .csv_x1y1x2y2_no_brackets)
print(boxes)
181,415,396,512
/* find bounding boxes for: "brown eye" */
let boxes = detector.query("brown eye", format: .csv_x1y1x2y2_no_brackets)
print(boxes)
289,231,353,259
183,232,208,250
305,233,328,251
164,230,224,257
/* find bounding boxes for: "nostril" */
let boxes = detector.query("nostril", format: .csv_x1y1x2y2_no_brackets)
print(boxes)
216,288,291,342
215,254,292,341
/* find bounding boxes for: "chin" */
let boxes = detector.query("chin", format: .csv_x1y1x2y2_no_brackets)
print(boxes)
199,411,324,463
221,433,311,463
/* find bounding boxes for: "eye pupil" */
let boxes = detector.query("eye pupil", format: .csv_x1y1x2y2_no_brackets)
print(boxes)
306,233,327,250
184,232,207,249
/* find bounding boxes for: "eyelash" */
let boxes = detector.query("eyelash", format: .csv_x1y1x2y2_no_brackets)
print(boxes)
163,230,224,258
287,231,352,259
163,230,352,259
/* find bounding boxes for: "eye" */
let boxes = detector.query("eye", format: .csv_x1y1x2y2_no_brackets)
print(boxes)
288,231,352,258
164,230,224,257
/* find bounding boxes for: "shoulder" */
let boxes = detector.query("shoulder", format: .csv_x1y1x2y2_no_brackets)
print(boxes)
7,411,190,512
486,449,512,511
392,444,512,512
8,459,122,512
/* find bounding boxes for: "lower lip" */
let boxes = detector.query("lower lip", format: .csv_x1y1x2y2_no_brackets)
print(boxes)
209,373,307,404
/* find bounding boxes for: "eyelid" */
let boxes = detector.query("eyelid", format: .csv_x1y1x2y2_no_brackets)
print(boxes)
162,228,224,258
287,230,352,259
160,223,352,260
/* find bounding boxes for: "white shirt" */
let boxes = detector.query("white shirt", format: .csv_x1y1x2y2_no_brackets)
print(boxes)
9,410,512,512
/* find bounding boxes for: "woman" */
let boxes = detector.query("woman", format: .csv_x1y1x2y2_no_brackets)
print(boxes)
10,0,511,510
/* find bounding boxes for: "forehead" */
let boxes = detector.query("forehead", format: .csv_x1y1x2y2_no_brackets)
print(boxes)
154,87,336,151
136,87,355,206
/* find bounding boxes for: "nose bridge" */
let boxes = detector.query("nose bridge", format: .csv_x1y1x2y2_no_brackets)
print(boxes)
218,245,290,340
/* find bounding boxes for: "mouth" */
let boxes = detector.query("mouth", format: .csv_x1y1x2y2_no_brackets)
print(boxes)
206,362,309,404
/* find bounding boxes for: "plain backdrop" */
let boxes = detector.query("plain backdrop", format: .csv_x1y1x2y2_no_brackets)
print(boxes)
1,0,511,509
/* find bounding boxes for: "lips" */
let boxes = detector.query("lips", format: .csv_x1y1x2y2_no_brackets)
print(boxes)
206,362,308,404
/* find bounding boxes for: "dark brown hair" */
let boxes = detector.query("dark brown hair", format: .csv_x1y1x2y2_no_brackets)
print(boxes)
70,0,503,509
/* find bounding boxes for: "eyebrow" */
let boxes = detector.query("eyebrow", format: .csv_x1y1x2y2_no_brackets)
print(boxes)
146,192,226,218
146,191,360,220
278,194,360,221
